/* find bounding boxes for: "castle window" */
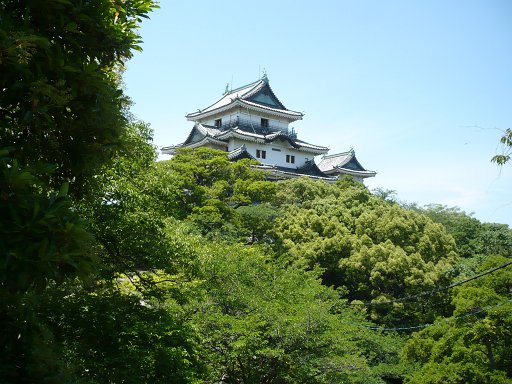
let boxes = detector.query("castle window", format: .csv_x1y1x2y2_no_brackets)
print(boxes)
261,118,269,128
214,118,222,127
256,149,266,159
286,154,295,164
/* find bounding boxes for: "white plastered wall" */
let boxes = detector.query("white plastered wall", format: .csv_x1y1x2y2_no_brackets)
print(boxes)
228,138,317,168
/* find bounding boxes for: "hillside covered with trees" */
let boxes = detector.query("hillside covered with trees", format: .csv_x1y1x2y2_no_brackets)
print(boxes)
1,1,511,383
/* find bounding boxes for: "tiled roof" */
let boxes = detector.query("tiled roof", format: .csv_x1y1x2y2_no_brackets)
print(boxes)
179,123,222,146
294,138,329,152
317,150,376,178
254,164,337,182
195,123,222,137
215,129,328,154
161,135,228,155
163,123,328,156
317,150,354,172
236,99,303,117
186,78,303,120
168,123,329,155
188,80,262,117
227,144,255,161
296,160,327,177
160,144,181,155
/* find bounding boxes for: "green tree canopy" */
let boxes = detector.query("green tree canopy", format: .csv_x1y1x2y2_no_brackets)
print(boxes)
401,256,512,384
171,224,398,384
0,0,156,197
0,2,158,382
273,178,458,325
413,204,512,261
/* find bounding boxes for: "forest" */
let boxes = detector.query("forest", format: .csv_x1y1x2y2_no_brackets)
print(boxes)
1,1,511,383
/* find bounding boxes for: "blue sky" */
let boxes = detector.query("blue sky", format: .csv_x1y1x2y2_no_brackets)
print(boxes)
124,0,512,226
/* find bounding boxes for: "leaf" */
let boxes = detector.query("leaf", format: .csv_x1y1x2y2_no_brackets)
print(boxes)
58,182,69,198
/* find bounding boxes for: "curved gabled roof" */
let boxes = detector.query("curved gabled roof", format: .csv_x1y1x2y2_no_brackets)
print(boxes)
317,150,376,178
182,123,221,144
165,124,329,155
186,77,303,121
296,160,328,177
161,135,228,155
264,131,301,148
254,164,337,182
216,129,328,154
228,144,256,161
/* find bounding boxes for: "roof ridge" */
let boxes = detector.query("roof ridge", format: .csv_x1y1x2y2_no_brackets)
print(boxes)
226,79,263,95
187,79,265,119
323,150,353,159
239,99,303,116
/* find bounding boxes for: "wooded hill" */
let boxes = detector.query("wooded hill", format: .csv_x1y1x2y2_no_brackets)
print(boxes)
1,2,511,383
3,132,511,383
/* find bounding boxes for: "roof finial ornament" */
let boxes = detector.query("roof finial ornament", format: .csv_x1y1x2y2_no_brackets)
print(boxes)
224,83,230,94
261,68,268,82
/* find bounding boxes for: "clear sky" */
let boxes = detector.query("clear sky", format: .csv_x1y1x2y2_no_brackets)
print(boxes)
124,0,512,226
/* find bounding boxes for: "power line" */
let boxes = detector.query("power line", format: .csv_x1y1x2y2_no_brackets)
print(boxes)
345,260,512,307
361,298,512,332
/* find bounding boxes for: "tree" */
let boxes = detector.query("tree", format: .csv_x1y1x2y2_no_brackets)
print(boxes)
236,203,279,244
0,1,158,381
181,233,385,383
79,121,174,282
273,178,458,326
414,204,512,261
0,150,95,296
492,128,512,166
401,256,512,384
152,147,276,238
415,204,482,259
0,0,157,197
39,280,202,384
0,0,158,295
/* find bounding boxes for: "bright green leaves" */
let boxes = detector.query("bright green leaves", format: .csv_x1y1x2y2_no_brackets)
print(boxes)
151,148,277,239
401,256,512,383
272,176,511,382
492,128,512,166
81,122,167,279
355,204,457,263
416,204,512,262
273,178,457,325
40,282,202,384
236,203,279,244
186,239,378,383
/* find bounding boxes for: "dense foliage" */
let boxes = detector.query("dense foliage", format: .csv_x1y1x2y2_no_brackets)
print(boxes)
6,137,510,382
401,255,512,384
272,178,458,326
0,1,158,381
2,3,511,383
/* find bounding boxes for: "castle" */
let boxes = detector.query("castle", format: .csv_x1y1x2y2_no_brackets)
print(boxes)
162,75,375,182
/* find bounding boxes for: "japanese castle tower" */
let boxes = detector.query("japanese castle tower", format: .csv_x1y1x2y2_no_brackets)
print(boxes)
162,75,376,182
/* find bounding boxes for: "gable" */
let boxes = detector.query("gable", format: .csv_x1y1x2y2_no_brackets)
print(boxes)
247,84,286,110
265,135,300,149
184,127,206,145
342,157,365,171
